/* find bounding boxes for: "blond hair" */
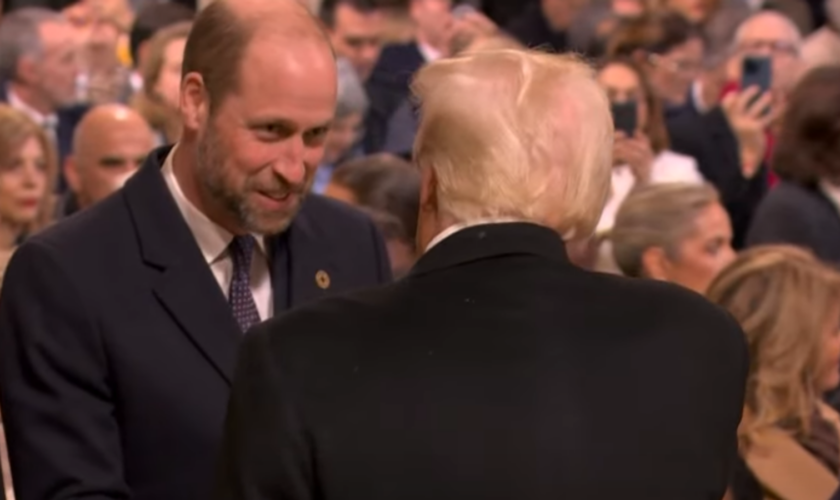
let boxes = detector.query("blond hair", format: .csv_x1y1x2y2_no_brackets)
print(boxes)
0,104,57,235
706,246,840,448
411,50,613,239
131,22,192,144
610,183,719,277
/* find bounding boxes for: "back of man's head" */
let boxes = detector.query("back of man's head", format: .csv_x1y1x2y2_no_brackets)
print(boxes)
319,0,380,28
0,7,64,83
182,0,328,115
130,0,195,69
412,49,613,240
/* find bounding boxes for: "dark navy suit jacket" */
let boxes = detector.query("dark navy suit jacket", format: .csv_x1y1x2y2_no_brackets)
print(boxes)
0,146,391,500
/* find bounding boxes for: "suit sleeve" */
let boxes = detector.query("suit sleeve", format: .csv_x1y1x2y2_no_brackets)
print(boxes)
213,328,314,500
0,241,128,499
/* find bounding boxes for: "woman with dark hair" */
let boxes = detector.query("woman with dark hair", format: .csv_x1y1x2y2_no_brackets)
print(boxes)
594,57,702,236
607,11,706,113
745,66,840,266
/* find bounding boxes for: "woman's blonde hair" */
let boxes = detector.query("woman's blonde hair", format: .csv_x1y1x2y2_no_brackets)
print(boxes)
131,22,192,144
610,182,719,277
706,246,840,448
0,105,57,235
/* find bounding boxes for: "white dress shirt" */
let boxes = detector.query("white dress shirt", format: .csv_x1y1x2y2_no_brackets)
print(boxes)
161,147,274,321
822,180,840,215
7,88,59,142
425,218,526,252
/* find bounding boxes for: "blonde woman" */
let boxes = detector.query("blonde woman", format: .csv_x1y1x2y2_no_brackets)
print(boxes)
130,22,191,145
708,246,840,500
0,105,57,284
608,183,735,293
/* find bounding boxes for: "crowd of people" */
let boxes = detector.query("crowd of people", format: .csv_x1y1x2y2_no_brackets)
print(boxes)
0,0,834,498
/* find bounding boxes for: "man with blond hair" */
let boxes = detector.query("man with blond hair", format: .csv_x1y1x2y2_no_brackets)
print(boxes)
215,49,748,499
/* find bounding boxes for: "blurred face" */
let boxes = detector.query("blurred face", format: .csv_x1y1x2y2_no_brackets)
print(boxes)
191,36,336,235
668,0,719,23
0,137,48,229
818,305,840,392
155,37,187,110
323,113,363,165
541,0,588,31
411,0,453,47
70,118,154,209
329,4,384,81
598,62,649,132
647,38,705,106
662,202,735,294
35,21,79,108
730,15,802,95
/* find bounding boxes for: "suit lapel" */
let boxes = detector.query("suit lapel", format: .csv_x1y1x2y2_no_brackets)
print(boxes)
124,147,241,384
280,202,342,310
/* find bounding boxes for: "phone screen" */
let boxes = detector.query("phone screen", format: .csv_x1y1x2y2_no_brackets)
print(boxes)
741,56,772,94
611,101,637,137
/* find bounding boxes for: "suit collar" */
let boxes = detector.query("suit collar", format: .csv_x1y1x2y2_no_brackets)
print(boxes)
122,148,340,383
410,222,569,278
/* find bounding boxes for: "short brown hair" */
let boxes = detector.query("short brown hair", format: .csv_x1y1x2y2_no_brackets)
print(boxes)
772,66,840,186
607,11,700,57
598,57,670,153
181,1,252,114
331,153,420,244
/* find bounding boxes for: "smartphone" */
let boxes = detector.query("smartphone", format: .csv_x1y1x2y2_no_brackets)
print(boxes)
741,56,772,94
611,101,637,137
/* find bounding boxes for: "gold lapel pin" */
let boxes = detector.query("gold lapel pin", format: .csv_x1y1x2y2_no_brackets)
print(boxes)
315,270,331,290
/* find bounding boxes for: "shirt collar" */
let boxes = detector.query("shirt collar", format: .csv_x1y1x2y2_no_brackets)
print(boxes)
417,41,443,63
425,217,526,252
161,145,266,265
822,180,840,215
7,87,58,130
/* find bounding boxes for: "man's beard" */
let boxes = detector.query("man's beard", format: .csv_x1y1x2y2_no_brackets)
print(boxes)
195,124,309,235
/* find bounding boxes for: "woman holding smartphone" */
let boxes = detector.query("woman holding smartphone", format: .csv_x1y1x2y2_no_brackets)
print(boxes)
595,57,703,235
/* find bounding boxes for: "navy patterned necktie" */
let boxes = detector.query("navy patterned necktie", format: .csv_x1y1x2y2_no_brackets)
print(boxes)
228,235,261,333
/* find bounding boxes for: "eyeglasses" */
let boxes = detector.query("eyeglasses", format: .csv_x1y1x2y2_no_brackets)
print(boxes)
737,39,799,57
648,53,703,74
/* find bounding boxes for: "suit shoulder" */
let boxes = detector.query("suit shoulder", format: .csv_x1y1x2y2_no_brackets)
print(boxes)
301,195,373,230
26,194,129,254
593,271,742,335
251,282,396,346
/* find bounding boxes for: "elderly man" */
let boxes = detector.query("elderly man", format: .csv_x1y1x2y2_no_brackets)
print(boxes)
215,49,748,500
0,0,391,499
60,104,155,216
668,11,804,249
0,7,86,181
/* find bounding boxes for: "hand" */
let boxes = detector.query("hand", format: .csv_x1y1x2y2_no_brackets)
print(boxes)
445,10,499,56
721,86,778,178
613,131,655,183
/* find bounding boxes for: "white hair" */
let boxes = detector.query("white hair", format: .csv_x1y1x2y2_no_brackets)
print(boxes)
411,49,613,240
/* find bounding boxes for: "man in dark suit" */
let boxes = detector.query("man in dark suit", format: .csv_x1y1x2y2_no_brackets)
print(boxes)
0,7,89,187
214,50,749,499
0,1,391,499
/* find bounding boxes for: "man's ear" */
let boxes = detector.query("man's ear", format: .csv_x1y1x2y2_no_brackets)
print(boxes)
418,163,438,215
180,72,208,132
640,246,671,281
64,156,80,194
16,56,38,86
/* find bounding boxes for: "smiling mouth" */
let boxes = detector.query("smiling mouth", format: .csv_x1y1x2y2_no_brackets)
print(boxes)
259,191,292,202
